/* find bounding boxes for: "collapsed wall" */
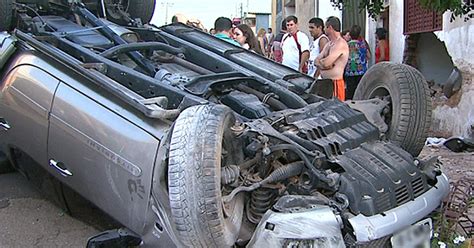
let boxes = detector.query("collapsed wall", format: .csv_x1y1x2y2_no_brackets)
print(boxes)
430,14,474,138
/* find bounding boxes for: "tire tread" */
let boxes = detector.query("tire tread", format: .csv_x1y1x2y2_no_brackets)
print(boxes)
0,0,13,31
354,62,432,156
168,105,234,248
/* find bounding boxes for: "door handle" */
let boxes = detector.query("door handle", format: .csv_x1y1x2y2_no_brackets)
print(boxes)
0,118,10,130
49,159,73,177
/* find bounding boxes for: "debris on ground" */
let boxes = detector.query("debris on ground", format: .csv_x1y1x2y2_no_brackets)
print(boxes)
420,145,473,247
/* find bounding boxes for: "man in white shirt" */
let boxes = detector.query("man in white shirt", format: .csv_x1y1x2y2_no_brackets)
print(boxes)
281,16,310,73
307,17,329,78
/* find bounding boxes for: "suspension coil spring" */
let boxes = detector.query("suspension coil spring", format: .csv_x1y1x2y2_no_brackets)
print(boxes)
247,187,277,224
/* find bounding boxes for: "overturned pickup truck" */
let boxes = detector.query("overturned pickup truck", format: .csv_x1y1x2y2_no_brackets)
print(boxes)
0,1,448,247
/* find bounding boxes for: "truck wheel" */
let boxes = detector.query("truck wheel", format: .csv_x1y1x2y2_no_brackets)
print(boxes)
354,62,432,157
103,0,156,25
0,0,13,31
168,105,244,248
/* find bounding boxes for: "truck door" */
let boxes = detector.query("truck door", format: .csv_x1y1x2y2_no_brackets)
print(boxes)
0,63,59,166
47,82,159,232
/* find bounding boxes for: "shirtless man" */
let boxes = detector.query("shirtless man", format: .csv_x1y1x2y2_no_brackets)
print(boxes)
315,16,349,101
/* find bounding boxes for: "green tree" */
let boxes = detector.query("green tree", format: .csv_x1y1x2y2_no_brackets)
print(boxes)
330,0,473,21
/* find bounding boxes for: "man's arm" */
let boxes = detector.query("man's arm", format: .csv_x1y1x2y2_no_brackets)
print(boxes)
318,42,345,69
315,44,332,70
299,50,309,72
315,37,329,74
319,36,328,53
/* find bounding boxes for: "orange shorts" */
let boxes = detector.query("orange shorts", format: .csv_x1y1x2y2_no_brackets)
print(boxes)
333,79,345,101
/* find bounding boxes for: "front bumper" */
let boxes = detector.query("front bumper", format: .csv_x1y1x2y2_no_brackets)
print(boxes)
348,173,449,242
247,173,449,247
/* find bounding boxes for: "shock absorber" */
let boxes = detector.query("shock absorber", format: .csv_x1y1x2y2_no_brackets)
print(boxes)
247,187,277,224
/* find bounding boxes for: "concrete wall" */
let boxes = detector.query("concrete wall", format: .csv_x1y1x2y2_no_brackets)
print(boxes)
388,0,405,63
431,14,474,138
366,15,377,66
317,1,342,24
295,0,315,35
284,6,296,17
434,14,474,74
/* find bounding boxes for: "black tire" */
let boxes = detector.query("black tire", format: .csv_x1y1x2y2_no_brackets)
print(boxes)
168,105,244,248
103,0,156,25
0,0,13,31
354,62,432,157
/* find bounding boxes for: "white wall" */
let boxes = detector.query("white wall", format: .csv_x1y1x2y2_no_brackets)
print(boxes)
317,1,342,24
434,13,474,73
388,0,405,63
366,15,377,66
431,13,474,138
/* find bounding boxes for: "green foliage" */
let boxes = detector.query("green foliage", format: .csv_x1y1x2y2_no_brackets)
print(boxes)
430,211,472,248
330,0,384,19
330,0,473,21
419,0,474,21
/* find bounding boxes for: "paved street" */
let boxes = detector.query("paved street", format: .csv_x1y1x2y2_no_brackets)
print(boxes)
0,172,100,248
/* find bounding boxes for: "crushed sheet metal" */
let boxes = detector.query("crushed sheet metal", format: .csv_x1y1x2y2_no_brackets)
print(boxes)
247,205,345,248
348,173,449,242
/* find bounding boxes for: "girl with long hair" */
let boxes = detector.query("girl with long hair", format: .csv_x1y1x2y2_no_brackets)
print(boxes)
234,24,263,55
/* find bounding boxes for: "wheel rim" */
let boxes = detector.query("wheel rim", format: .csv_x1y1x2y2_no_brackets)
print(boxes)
368,86,393,133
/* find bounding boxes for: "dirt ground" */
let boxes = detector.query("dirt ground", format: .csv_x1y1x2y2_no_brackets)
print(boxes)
0,172,100,247
419,144,473,244
419,145,474,182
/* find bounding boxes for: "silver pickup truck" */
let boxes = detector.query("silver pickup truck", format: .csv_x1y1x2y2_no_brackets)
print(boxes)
0,1,448,247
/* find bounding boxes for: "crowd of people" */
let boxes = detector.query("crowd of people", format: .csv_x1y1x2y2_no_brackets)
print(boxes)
209,16,389,101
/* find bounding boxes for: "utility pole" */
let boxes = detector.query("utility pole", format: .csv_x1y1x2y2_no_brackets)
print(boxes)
240,2,243,18
161,2,174,24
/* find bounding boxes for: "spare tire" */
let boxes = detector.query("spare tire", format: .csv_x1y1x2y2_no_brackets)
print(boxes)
354,62,432,157
103,0,156,25
0,0,13,31
168,105,244,248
